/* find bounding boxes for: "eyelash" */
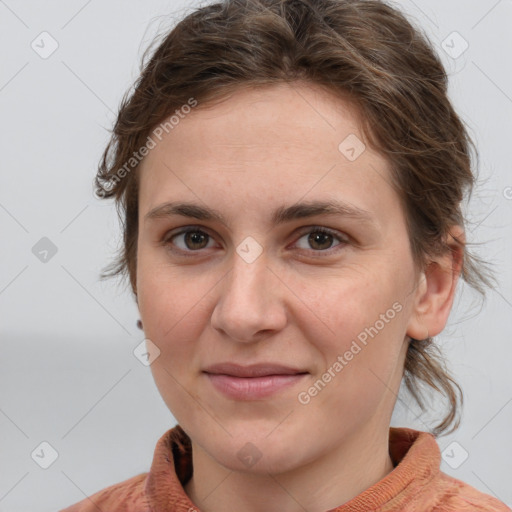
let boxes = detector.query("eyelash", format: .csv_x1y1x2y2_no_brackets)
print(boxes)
161,225,349,257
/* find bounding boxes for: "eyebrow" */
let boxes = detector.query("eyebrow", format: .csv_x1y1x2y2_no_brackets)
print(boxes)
144,199,377,228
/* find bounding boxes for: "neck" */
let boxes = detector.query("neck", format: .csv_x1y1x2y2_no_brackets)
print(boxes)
184,421,395,512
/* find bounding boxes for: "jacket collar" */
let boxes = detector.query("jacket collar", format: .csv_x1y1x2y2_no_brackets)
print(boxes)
144,425,440,511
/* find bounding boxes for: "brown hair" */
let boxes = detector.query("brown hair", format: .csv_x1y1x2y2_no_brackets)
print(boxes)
95,0,495,436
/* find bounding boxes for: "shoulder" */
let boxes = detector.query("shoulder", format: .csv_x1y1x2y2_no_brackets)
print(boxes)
388,427,510,511
59,472,149,512
432,471,511,511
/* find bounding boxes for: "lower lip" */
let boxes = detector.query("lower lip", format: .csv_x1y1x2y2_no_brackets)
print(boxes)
204,373,308,400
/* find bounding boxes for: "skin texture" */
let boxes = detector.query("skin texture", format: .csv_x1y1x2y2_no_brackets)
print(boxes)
135,82,464,512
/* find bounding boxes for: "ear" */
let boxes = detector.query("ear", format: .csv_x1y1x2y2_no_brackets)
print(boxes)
406,225,465,340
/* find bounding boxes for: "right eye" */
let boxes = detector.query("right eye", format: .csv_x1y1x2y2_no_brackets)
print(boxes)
162,227,217,255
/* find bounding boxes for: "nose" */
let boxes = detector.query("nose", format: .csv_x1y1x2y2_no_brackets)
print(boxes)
210,251,287,343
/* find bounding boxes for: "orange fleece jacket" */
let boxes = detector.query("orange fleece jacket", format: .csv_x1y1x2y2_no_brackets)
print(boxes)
60,425,511,512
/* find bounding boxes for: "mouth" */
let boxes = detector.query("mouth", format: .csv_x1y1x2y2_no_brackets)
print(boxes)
203,362,308,378
202,363,309,400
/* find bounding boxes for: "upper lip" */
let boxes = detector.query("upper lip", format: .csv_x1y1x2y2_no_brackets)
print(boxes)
203,363,308,378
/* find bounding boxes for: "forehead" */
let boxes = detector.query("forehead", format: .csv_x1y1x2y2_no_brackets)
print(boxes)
137,82,399,229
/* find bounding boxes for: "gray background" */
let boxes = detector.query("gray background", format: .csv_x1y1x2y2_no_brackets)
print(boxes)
0,0,511,511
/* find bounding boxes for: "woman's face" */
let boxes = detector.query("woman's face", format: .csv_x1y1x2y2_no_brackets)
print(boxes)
136,82,428,473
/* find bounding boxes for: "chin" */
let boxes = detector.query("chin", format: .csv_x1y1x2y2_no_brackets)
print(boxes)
200,425,313,475
213,444,305,476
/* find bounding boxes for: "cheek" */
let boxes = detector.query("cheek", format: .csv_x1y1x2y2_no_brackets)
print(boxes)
138,264,212,421
136,257,220,391
137,247,206,334
294,266,409,404
293,263,406,350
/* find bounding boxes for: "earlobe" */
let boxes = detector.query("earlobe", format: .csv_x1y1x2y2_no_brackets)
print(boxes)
406,226,465,341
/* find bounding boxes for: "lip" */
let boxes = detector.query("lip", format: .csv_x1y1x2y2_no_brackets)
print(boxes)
203,362,307,377
203,363,309,400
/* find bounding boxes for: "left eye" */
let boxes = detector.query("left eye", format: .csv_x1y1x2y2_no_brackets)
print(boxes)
294,227,347,252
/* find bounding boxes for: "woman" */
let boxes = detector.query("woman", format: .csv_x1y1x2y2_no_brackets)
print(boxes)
61,0,510,510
